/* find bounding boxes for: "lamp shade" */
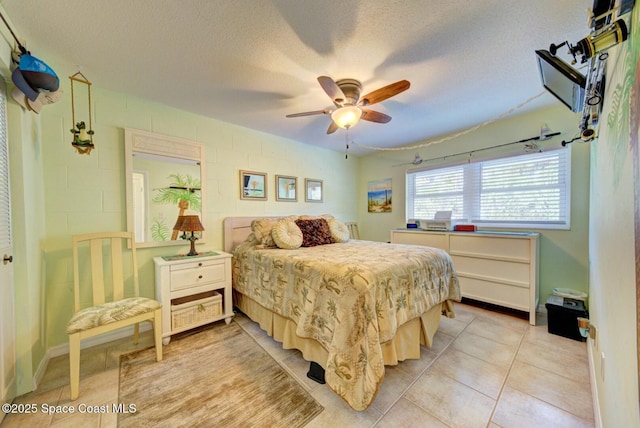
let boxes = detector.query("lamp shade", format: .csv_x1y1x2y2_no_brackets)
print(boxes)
173,216,185,231
331,105,362,129
173,215,204,232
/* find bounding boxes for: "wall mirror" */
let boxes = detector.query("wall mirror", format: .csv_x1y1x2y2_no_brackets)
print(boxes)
124,128,206,248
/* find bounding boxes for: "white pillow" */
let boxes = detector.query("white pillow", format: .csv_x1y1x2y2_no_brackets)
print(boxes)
272,220,303,249
328,218,350,243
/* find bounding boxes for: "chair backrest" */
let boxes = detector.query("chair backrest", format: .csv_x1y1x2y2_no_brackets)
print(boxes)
72,231,139,312
345,222,360,240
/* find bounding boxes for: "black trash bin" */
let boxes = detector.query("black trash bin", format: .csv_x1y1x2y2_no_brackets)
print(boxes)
545,295,588,342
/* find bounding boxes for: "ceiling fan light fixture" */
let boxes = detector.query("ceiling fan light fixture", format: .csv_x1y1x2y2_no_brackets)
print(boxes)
331,105,362,129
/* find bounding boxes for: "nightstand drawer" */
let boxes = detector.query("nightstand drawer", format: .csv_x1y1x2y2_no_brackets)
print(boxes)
171,291,222,331
169,258,224,271
170,262,226,291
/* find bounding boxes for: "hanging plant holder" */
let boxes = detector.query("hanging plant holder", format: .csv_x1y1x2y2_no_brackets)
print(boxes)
69,71,95,155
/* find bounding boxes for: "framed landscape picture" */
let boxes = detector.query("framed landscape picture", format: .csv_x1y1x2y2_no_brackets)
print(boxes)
240,170,267,200
276,175,297,202
368,178,392,212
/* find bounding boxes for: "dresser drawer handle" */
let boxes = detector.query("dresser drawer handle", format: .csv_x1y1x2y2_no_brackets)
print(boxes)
198,262,203,267
198,275,203,279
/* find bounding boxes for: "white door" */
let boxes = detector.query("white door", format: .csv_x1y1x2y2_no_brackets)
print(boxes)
0,83,16,420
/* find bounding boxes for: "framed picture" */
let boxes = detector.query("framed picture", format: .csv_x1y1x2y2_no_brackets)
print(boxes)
240,170,267,200
276,175,297,202
305,178,323,202
368,178,392,213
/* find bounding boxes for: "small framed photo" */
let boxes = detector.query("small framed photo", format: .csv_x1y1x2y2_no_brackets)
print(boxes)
276,175,297,202
305,178,323,203
240,170,267,200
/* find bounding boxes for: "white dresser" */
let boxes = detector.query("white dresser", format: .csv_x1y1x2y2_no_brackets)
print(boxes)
154,251,233,344
391,229,539,325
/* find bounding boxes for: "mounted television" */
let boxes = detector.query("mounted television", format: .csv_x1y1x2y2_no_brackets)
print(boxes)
535,49,586,113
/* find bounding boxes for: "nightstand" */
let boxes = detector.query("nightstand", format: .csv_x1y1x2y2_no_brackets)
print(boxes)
154,251,233,344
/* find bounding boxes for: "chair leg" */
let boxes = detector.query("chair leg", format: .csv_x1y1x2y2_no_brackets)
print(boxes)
133,323,140,344
69,333,81,400
153,308,163,362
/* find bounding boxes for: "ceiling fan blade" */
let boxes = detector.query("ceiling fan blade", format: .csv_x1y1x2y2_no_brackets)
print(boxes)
326,121,339,134
358,80,410,106
361,109,392,123
286,109,331,118
318,76,346,105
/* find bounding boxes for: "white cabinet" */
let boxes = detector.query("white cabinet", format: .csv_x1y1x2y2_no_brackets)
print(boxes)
154,251,233,344
390,229,539,325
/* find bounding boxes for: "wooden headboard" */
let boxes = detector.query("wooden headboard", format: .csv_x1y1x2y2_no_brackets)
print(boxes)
223,216,278,253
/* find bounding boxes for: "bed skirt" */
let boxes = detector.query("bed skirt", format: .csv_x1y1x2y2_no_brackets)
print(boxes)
234,290,456,369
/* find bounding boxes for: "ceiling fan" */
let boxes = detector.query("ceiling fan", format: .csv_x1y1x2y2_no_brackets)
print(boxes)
286,76,410,134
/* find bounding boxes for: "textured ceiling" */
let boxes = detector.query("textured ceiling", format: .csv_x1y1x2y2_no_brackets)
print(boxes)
1,0,593,156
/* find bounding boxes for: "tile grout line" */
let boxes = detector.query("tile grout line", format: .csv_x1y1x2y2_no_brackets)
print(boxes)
373,311,480,427
485,320,530,426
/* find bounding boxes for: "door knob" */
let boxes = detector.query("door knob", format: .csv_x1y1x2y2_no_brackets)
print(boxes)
3,254,12,265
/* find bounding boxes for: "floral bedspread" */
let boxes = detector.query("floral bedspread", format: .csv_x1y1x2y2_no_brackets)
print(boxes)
232,239,461,411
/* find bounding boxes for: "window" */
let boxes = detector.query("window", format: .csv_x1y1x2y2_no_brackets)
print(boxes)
407,148,571,229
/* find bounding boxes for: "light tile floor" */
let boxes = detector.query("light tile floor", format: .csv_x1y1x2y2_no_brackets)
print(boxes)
1,302,594,427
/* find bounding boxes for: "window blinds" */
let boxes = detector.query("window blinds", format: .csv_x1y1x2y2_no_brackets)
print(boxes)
407,148,571,229
0,82,11,248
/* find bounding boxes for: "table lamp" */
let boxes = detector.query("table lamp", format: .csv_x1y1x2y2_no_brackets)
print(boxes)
173,215,204,256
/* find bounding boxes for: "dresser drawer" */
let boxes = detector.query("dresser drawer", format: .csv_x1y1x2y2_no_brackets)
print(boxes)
391,231,448,251
450,235,530,261
459,276,530,312
170,261,227,291
451,255,531,287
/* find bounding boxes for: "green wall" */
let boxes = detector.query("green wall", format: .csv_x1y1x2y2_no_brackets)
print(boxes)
588,4,640,427
35,80,359,348
357,106,590,303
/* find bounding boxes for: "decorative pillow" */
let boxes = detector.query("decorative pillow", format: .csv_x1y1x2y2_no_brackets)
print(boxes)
328,218,350,243
295,218,335,247
251,218,278,248
271,220,303,249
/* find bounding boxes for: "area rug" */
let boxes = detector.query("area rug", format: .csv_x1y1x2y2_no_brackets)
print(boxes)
118,321,323,427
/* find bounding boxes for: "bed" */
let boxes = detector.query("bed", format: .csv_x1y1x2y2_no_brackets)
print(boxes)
223,216,461,411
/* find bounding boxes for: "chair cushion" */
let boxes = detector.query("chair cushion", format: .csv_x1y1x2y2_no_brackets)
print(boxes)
67,297,161,334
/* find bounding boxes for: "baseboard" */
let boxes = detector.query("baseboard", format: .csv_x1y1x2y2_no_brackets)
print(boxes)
32,352,49,390
32,323,152,390
587,337,602,427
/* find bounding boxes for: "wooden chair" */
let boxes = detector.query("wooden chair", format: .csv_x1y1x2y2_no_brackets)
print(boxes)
345,222,360,240
67,231,163,400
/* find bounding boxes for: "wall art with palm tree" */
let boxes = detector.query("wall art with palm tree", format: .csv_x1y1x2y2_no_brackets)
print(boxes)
368,178,392,213
152,173,201,240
